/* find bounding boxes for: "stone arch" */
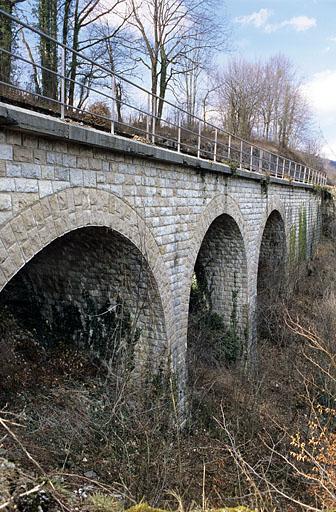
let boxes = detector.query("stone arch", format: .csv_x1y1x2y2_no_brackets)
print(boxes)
0,188,174,373
257,208,287,292
255,197,287,272
186,195,249,367
188,195,247,277
257,208,286,339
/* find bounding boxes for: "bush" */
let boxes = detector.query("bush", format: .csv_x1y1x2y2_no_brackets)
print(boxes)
87,101,111,121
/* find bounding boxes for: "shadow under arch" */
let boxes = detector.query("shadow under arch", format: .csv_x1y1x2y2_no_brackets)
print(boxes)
187,208,249,370
0,188,173,375
257,209,286,341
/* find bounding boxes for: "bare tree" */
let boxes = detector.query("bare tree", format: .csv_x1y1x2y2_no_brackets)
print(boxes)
127,0,229,120
55,0,129,107
215,58,263,139
172,34,221,125
85,17,137,121
214,54,317,152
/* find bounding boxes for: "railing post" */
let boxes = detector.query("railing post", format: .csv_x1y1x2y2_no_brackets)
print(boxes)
151,95,156,144
111,73,116,135
197,121,202,159
259,149,263,173
239,140,243,169
214,128,218,162
60,45,66,120
146,93,151,142
250,145,253,172
303,166,307,183
288,161,292,179
308,168,311,184
282,159,285,178
275,156,279,178
294,163,297,181
228,134,231,160
177,114,181,153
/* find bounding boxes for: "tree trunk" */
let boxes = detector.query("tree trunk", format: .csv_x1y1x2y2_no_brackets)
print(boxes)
62,0,72,102
0,0,13,84
157,47,168,121
39,0,58,100
67,0,79,107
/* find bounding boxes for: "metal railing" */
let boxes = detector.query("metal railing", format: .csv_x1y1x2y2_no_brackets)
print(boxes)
0,8,327,186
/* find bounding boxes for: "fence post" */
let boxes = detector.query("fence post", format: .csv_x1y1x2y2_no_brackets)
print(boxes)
239,140,243,169
214,128,218,162
177,114,181,153
151,95,156,144
197,121,202,159
60,45,66,120
259,149,263,173
228,134,231,160
146,93,151,142
282,159,285,178
111,73,116,135
275,156,279,178
250,145,253,171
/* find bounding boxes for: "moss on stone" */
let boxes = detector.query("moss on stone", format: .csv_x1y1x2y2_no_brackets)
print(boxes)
126,504,167,512
298,207,307,261
289,224,297,264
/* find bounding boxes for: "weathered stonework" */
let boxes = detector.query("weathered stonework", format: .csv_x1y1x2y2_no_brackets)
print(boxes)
0,103,323,397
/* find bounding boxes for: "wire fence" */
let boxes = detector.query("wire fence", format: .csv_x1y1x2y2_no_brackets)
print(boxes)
0,8,327,186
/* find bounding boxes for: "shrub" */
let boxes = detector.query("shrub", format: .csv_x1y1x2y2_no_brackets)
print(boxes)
87,101,111,121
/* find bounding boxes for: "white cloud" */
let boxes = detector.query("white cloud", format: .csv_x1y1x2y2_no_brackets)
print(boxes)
286,16,316,32
303,70,336,161
303,70,336,114
234,8,271,29
321,140,336,161
235,9,316,34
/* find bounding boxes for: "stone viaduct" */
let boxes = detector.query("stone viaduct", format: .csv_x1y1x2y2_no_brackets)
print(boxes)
0,103,322,396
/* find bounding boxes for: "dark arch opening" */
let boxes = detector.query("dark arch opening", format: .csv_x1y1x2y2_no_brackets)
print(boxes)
257,210,286,341
187,214,248,372
0,226,167,396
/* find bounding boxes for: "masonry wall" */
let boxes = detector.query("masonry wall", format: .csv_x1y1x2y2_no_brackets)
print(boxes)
0,105,323,393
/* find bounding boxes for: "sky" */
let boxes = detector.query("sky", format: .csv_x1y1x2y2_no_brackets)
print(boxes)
223,0,336,160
